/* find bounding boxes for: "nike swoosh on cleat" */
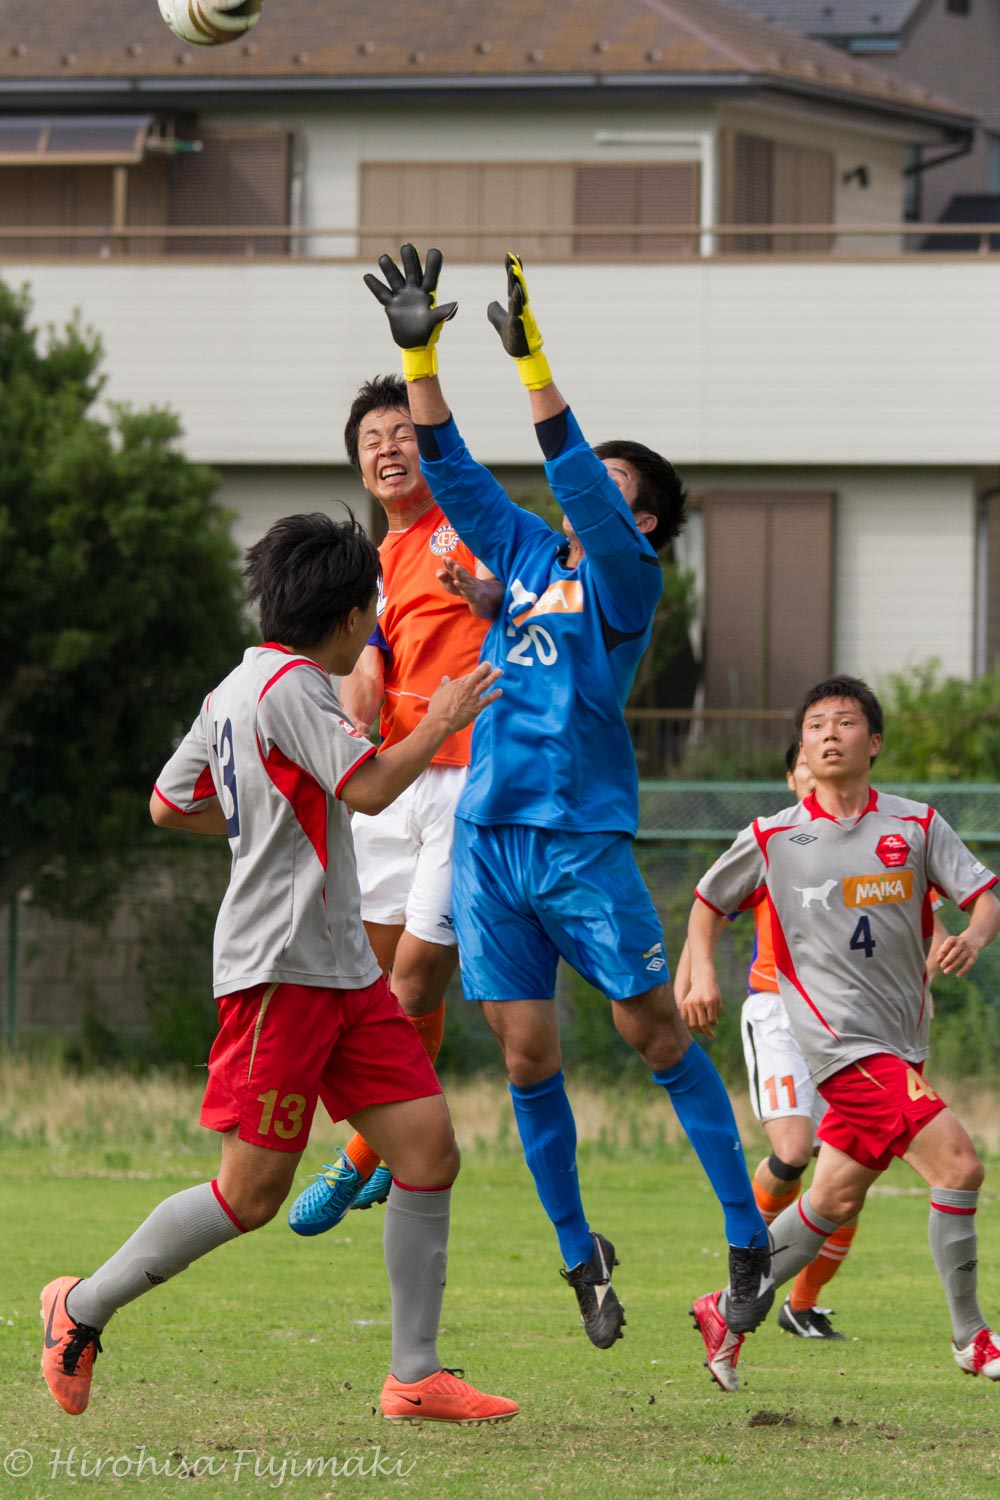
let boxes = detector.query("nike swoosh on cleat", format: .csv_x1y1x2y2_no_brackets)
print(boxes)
44,1294,64,1349
398,1396,422,1406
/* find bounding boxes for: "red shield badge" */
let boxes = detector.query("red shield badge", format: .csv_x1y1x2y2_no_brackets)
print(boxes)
875,833,909,869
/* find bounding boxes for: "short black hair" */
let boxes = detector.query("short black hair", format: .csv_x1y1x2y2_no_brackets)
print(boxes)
244,511,380,650
344,375,410,471
592,439,687,553
794,675,885,741
784,740,801,776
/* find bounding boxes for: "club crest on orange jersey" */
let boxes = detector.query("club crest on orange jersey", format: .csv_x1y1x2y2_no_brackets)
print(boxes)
875,833,909,868
430,524,459,555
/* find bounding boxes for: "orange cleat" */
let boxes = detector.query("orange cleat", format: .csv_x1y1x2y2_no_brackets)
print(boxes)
40,1278,103,1415
381,1367,519,1425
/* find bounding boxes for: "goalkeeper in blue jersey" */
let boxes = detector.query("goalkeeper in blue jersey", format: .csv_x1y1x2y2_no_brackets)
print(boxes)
364,245,771,1350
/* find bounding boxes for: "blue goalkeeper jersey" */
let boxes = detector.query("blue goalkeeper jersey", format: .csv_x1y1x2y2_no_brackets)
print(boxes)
418,408,663,837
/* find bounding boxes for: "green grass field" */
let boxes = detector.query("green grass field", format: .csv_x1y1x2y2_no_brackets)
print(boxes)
1,1063,999,1499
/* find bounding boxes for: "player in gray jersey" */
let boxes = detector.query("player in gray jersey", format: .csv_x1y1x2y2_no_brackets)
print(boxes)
683,674,1000,1392
40,511,518,1428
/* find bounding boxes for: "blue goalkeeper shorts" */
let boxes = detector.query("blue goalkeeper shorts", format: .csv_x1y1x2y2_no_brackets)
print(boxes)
452,820,669,1002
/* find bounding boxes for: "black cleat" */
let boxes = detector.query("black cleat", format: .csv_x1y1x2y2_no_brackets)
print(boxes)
561,1232,626,1349
777,1297,845,1340
725,1238,774,1333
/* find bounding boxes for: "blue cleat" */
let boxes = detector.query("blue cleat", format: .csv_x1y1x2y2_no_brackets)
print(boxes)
287,1150,364,1236
351,1164,393,1211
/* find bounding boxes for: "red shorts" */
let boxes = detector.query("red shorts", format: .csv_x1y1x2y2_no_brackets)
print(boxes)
201,976,441,1152
817,1052,947,1172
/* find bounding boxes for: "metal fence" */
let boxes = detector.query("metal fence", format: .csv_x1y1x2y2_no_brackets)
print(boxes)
4,782,1000,1055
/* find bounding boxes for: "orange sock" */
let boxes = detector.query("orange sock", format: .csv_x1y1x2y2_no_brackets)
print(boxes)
344,1002,447,1180
790,1222,858,1311
409,1001,446,1066
752,1170,801,1226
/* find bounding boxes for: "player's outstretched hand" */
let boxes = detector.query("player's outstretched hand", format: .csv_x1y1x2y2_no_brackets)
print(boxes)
364,244,457,379
933,930,983,979
437,557,504,621
677,980,724,1040
427,662,502,734
486,252,552,389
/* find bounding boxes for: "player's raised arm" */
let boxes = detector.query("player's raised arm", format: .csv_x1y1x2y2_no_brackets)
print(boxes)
339,642,385,739
363,243,454,428
364,244,550,579
486,252,567,422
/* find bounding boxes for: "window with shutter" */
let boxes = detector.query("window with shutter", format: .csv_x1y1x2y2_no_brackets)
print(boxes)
360,160,699,260
167,131,290,255
361,161,574,261
574,163,700,256
723,134,833,255
702,492,833,709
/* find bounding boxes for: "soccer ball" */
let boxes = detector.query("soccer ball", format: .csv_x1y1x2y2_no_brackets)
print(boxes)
157,1,264,47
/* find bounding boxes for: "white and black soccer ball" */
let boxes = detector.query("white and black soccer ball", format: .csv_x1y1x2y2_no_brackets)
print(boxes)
157,0,264,47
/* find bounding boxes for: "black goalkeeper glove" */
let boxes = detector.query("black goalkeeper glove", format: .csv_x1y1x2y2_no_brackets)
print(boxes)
363,244,458,380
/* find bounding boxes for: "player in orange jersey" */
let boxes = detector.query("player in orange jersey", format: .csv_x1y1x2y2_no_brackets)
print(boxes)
288,375,500,1234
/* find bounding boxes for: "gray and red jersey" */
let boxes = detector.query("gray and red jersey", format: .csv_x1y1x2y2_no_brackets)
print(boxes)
696,789,996,1084
155,644,382,998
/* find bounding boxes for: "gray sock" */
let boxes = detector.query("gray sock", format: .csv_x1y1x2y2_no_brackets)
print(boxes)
929,1188,984,1348
383,1183,450,1384
753,1190,839,1303
66,1182,243,1331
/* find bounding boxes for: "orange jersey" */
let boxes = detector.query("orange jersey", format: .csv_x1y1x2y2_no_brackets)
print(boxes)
747,900,780,994
375,505,489,767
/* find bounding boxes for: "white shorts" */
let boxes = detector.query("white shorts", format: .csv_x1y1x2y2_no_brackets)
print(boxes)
351,764,466,947
740,991,827,1130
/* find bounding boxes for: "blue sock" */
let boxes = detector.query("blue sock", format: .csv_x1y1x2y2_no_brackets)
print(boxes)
654,1043,768,1248
509,1071,593,1269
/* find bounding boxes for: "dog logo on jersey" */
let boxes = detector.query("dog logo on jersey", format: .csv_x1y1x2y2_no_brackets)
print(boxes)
794,878,838,911
643,941,666,973
429,523,459,556
843,870,914,907
875,833,909,869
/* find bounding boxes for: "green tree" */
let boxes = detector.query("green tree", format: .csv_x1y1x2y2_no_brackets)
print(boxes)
876,660,1000,781
0,280,250,914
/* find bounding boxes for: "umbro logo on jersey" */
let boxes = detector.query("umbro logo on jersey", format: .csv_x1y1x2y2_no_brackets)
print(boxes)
643,941,666,973
789,833,817,846
429,523,459,555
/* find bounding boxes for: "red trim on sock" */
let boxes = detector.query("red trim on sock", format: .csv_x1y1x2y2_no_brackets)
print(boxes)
931,1202,977,1215
211,1179,248,1233
391,1179,452,1193
797,1197,831,1237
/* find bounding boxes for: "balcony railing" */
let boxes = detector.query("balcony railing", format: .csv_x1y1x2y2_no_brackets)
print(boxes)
1,221,998,259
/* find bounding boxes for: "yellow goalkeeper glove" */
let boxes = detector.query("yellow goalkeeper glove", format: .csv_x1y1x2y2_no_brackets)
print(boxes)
486,252,552,390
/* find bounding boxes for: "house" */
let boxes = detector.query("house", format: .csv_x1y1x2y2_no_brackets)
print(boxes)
731,0,1000,225
1,0,997,716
